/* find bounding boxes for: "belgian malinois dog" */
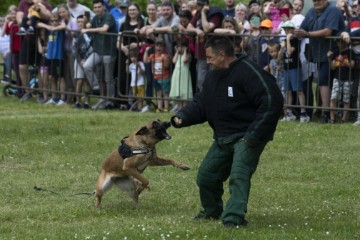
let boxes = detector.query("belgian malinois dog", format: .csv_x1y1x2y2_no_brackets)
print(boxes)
95,120,190,208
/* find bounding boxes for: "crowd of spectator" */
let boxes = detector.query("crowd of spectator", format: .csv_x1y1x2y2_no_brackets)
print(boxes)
1,0,360,124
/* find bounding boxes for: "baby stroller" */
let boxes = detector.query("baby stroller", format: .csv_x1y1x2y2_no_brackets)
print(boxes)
2,65,39,97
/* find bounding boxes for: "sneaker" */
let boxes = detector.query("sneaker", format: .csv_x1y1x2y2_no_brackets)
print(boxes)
170,104,179,112
223,219,248,228
57,99,67,106
45,98,58,105
19,92,32,102
300,114,310,123
83,103,90,109
74,103,82,109
92,98,106,110
156,108,162,113
320,114,329,124
141,105,150,113
353,120,360,126
17,28,26,35
283,112,296,121
37,96,47,104
193,211,220,220
163,108,169,113
26,27,34,34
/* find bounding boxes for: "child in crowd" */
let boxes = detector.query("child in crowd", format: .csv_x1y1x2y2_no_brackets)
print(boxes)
73,14,93,109
17,0,47,35
268,43,284,97
169,39,193,111
279,20,309,122
126,51,145,111
327,38,355,123
144,37,171,112
241,12,261,64
36,28,49,103
2,5,21,96
258,19,279,71
214,16,242,55
37,13,66,105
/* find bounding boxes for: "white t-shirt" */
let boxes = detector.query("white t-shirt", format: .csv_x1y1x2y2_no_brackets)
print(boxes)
129,61,145,87
52,3,95,19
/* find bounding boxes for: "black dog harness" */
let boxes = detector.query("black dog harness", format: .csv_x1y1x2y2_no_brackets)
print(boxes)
118,137,153,159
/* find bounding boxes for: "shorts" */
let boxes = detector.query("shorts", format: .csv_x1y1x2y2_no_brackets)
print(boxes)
19,36,40,65
74,59,85,79
316,62,331,86
284,68,303,91
331,79,351,103
46,59,65,78
132,85,145,97
154,78,170,93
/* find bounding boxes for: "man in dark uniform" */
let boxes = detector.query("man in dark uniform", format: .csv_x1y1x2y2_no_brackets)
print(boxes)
171,36,283,228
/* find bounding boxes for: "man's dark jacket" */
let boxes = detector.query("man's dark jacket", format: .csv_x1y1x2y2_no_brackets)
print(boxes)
171,55,284,146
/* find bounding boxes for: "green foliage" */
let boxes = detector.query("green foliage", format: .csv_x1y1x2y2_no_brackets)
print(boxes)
0,94,359,239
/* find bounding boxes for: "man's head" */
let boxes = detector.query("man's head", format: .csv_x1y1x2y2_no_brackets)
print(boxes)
205,36,235,69
76,14,86,29
93,0,106,16
312,0,329,13
224,0,235,9
179,10,192,27
161,2,174,20
248,0,260,13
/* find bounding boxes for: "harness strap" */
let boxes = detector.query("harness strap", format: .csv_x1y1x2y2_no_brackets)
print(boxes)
118,137,153,159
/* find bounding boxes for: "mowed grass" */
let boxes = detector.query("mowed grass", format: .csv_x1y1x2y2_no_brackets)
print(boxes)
0,94,360,240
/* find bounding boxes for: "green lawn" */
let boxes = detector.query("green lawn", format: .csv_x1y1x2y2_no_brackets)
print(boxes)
0,95,359,240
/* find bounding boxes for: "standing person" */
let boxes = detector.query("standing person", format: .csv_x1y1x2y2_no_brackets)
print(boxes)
73,14,93,109
37,13,66,105
2,5,21,94
258,19,280,71
295,0,345,123
171,36,283,228
17,0,52,101
52,0,95,19
223,0,235,17
169,38,193,111
126,52,145,111
117,2,144,109
82,0,117,109
1,16,11,82
186,0,223,92
279,20,309,122
144,37,171,112
268,43,285,98
327,39,355,123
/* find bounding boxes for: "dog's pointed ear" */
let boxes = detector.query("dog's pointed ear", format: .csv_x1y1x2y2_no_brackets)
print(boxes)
152,120,160,129
136,126,149,136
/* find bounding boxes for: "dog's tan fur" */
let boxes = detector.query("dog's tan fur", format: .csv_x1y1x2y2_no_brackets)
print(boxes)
95,120,190,208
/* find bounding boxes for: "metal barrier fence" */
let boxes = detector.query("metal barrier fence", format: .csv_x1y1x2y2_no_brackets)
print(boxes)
3,28,360,119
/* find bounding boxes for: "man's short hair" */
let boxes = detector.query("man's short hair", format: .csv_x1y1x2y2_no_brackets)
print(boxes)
93,0,105,5
178,10,193,21
77,14,84,19
161,1,174,9
205,36,234,56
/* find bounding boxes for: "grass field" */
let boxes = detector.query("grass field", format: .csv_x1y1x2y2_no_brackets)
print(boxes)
0,93,359,240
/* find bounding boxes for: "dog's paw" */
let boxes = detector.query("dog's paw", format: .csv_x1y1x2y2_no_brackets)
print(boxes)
178,164,190,170
136,184,150,194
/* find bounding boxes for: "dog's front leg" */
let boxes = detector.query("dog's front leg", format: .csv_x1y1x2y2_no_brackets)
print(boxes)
151,155,190,170
123,158,150,193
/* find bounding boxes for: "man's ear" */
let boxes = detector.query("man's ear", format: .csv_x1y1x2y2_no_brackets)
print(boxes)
136,126,149,136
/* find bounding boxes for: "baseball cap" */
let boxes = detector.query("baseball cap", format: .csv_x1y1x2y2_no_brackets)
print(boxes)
248,0,259,7
282,20,295,29
260,19,273,29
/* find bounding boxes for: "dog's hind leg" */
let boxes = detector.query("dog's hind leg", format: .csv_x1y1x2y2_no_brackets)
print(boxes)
113,177,139,207
95,171,114,208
